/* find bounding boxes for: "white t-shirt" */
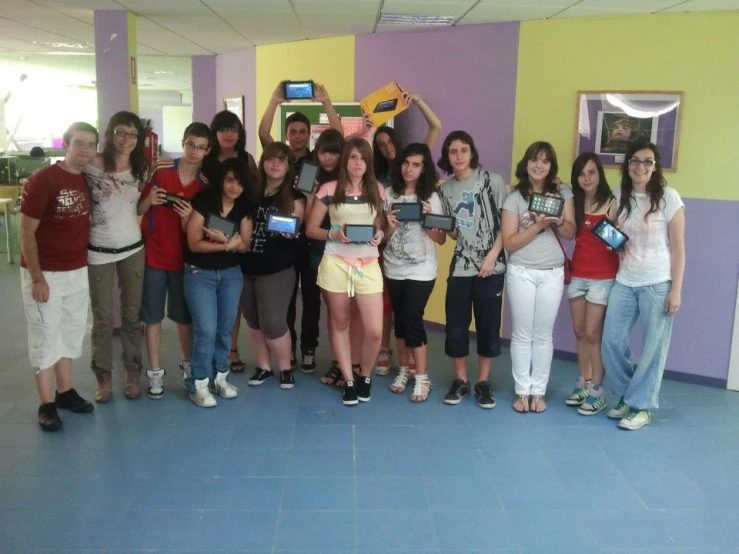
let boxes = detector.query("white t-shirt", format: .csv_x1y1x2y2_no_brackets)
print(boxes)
83,165,143,265
382,190,443,281
614,186,684,287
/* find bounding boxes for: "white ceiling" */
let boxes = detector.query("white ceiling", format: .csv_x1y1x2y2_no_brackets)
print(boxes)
0,0,737,90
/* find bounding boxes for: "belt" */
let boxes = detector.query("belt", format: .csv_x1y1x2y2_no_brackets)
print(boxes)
87,239,144,255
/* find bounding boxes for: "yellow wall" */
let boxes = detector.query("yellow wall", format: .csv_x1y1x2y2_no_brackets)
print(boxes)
512,11,739,201
255,35,355,154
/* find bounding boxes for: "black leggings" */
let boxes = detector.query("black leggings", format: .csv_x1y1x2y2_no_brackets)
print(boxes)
287,240,322,351
385,278,436,348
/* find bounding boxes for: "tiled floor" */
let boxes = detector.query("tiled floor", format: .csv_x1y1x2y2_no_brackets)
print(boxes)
1,262,739,554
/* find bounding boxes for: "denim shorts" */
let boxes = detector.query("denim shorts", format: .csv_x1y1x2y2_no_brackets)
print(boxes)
140,265,192,325
567,276,615,305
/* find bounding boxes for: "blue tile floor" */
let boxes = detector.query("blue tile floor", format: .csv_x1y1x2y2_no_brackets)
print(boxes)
2,263,739,553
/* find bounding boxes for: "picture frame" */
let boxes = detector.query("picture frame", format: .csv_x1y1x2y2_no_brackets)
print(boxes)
223,96,244,124
575,91,683,171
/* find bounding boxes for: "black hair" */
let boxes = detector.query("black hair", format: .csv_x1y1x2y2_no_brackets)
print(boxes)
102,111,147,182
208,110,246,157
314,128,345,156
617,140,667,222
570,152,611,227
29,146,45,157
63,122,98,147
182,122,211,143
512,141,559,200
390,143,438,202
215,157,257,217
437,130,480,175
285,112,311,132
372,126,403,178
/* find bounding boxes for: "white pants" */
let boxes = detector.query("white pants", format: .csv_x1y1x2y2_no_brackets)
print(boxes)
505,264,564,396
21,267,89,371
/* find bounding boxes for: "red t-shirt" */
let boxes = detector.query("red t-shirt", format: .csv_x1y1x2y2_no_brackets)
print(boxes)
139,158,208,271
571,212,620,279
20,163,90,271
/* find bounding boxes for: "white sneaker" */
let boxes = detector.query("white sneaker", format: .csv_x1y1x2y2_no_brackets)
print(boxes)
618,409,650,430
190,378,217,408
213,372,239,399
374,348,393,376
607,397,630,419
146,368,165,399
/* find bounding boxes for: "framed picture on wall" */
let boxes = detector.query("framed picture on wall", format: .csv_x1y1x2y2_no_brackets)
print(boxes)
223,96,244,124
575,91,683,171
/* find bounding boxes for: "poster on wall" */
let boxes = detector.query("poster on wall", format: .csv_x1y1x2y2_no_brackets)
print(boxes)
575,91,683,170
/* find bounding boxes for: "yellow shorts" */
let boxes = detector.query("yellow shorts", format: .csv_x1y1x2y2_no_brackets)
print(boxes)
317,255,383,296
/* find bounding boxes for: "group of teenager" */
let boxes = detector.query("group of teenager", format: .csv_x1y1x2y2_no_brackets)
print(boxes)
19,81,685,433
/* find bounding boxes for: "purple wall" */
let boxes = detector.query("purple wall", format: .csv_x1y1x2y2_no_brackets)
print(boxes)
94,10,135,130
192,55,217,125
355,23,520,178
504,198,739,382
215,48,257,156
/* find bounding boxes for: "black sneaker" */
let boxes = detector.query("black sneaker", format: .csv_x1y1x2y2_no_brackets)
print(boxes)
301,348,316,374
474,381,496,409
38,403,62,432
443,379,470,405
357,376,372,402
280,369,295,390
55,388,94,413
343,380,358,406
248,368,273,386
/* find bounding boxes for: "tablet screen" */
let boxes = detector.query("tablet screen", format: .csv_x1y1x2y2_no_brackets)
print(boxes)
529,193,564,218
345,224,375,243
422,214,455,231
296,160,319,193
284,81,314,100
205,213,238,239
592,217,629,250
392,202,423,222
267,214,299,236
374,99,398,113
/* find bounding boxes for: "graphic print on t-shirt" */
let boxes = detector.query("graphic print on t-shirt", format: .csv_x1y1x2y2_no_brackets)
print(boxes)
249,204,278,254
55,189,89,219
454,190,475,224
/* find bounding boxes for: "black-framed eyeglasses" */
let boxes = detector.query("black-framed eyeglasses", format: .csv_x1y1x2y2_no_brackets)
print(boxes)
183,141,209,153
628,158,656,168
113,129,139,140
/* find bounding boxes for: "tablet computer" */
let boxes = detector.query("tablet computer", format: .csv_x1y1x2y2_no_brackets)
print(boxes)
344,224,376,244
267,214,299,236
163,192,189,208
422,214,455,231
283,80,314,100
592,217,629,251
528,193,564,218
374,98,399,113
392,202,423,222
205,213,238,239
296,160,319,194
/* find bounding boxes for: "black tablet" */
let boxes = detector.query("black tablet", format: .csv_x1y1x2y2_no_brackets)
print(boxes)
374,98,398,113
205,213,238,239
267,214,299,236
163,192,189,208
592,217,629,251
283,80,314,100
422,214,455,231
345,224,376,244
392,202,423,222
296,160,319,194
528,193,564,218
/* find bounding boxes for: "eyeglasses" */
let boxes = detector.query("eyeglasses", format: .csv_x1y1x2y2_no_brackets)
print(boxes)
628,158,656,168
183,141,209,153
113,129,139,140
71,140,98,150
217,127,238,134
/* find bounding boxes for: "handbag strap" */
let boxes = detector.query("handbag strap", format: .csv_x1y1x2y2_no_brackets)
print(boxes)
550,226,569,260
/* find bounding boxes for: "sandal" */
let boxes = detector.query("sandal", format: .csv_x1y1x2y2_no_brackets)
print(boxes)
513,395,530,413
390,367,411,394
320,365,343,386
410,373,431,403
531,395,547,413
229,349,245,373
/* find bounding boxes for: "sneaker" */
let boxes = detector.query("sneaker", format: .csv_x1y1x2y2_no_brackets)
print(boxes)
443,379,470,405
55,388,94,413
374,347,393,376
565,380,589,406
618,409,651,430
280,369,295,390
578,392,607,416
38,402,62,432
212,372,239,398
607,397,629,419
189,378,217,408
357,376,372,402
180,361,192,382
301,348,316,374
146,368,165,399
343,380,358,406
248,368,273,386
474,381,496,409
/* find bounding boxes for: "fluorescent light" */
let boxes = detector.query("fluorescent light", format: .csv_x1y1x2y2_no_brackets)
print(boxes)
34,41,92,49
378,13,455,26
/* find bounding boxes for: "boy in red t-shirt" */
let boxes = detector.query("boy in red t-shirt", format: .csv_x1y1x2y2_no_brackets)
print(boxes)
19,121,98,432
137,122,211,399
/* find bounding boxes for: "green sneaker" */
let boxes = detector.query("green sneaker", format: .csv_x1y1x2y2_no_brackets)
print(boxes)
607,397,629,419
565,386,589,406
578,394,607,416
618,409,651,430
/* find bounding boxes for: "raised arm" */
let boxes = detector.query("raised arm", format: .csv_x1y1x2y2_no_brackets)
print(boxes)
314,84,343,134
402,92,442,150
258,81,286,147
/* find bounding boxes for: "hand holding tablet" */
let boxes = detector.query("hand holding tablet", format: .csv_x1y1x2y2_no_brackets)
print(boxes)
267,214,300,237
591,217,629,251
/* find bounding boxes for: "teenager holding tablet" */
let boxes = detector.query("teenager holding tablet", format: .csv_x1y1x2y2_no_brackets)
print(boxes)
601,141,685,431
241,143,305,390
501,141,576,413
384,143,445,402
306,138,385,406
183,158,255,407
566,153,619,415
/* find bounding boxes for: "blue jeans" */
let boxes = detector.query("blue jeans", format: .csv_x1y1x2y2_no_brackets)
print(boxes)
183,265,243,390
601,280,674,410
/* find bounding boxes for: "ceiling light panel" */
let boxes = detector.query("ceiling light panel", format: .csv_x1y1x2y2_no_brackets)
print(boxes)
382,0,474,16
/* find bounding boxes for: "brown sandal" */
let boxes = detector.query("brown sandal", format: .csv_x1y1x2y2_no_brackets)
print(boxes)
513,395,530,413
530,395,547,413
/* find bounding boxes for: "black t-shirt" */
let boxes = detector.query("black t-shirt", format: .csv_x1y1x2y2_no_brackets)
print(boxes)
308,166,339,254
241,188,305,276
184,190,249,271
293,149,312,175
201,150,258,188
